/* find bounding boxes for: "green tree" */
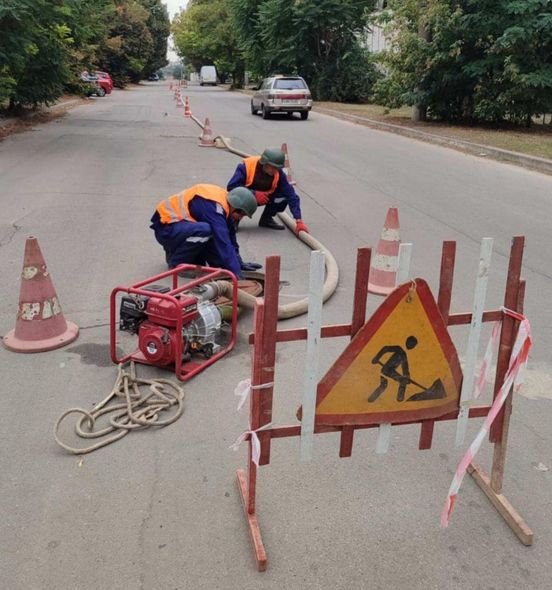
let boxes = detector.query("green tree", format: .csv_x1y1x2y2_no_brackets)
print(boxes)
139,0,170,77
97,0,154,85
0,0,72,110
230,0,379,101
172,0,244,84
374,0,552,124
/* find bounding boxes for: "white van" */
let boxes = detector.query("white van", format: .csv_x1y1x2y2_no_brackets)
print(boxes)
199,65,217,86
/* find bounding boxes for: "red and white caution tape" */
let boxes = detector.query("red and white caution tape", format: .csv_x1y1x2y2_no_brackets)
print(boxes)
229,422,273,466
233,378,274,411
441,308,532,527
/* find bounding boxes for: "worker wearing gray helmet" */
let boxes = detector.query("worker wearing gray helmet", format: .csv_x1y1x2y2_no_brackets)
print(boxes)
226,147,309,233
150,184,262,277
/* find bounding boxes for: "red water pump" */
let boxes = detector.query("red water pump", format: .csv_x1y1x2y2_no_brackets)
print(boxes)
110,265,238,381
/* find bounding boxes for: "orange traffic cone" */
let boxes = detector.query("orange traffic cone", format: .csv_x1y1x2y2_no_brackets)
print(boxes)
368,208,401,296
199,118,216,147
184,96,192,118
3,237,79,352
281,142,296,185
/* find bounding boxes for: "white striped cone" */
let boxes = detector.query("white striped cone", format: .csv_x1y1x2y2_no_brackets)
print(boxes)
280,142,296,185
176,93,183,107
184,96,192,118
368,207,401,296
198,118,216,147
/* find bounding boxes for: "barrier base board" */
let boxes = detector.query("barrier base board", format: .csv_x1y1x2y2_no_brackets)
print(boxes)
236,469,267,571
468,462,533,546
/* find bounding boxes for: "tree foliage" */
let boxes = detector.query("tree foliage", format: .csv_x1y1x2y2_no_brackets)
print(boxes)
230,0,380,100
0,0,169,110
374,0,552,124
172,0,244,84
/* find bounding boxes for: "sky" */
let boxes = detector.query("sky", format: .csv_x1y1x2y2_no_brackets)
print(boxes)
163,0,186,62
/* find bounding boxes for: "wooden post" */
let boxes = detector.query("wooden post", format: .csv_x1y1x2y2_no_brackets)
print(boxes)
489,237,524,444
419,241,456,450
257,256,280,466
236,298,267,570
468,237,532,546
340,248,371,458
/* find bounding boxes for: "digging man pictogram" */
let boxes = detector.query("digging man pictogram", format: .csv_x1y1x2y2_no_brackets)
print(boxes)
368,336,447,403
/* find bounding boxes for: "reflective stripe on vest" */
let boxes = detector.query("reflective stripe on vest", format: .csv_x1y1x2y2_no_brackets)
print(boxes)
156,184,229,224
243,157,279,194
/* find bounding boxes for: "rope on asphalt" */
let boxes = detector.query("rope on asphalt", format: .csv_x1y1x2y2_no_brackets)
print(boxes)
54,361,185,454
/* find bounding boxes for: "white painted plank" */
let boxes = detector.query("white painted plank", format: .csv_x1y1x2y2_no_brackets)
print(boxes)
300,251,325,462
375,242,413,454
455,238,494,446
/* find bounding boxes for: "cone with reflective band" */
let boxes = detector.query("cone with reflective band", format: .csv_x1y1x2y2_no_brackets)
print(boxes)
368,207,401,296
3,237,79,352
184,96,192,118
176,92,183,108
198,118,216,147
280,142,296,185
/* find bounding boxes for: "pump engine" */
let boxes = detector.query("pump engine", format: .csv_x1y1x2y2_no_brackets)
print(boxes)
111,266,238,380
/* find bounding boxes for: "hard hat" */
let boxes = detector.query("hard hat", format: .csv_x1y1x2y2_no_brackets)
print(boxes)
227,187,257,218
259,148,285,169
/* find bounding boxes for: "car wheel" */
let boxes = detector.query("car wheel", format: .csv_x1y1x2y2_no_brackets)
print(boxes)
97,87,106,97
250,101,257,115
300,111,309,120
261,104,270,119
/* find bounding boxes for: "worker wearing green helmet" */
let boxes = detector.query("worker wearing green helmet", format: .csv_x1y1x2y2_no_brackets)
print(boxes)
226,147,309,233
150,184,262,276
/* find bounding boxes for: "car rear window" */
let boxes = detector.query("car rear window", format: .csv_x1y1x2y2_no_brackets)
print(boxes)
274,78,307,90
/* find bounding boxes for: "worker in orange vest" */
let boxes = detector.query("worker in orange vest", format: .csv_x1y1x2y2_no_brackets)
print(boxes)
150,184,261,276
226,147,309,233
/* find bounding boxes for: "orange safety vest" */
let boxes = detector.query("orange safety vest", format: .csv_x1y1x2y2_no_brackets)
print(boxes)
243,156,279,194
156,184,229,224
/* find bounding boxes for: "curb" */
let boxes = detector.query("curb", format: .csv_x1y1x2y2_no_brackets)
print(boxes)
315,107,552,176
0,99,83,131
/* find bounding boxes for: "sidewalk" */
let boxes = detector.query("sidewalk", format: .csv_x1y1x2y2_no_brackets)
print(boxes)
315,106,552,176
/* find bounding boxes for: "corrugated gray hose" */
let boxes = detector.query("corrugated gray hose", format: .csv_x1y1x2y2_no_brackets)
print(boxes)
190,115,339,319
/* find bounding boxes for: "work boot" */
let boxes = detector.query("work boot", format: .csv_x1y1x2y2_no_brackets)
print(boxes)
258,213,285,230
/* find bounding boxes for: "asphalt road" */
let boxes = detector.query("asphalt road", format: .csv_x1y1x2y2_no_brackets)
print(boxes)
0,82,551,589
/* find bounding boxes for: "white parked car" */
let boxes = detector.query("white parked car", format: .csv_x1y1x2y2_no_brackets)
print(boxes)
251,75,312,120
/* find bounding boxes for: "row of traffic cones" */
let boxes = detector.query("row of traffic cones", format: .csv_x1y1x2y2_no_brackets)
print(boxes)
1,214,401,355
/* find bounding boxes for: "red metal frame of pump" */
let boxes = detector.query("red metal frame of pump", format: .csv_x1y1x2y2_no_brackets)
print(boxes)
110,264,238,381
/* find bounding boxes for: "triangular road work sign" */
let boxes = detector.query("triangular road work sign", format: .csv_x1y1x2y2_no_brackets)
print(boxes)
313,279,462,426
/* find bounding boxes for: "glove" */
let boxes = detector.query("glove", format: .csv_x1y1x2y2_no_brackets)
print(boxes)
240,261,263,271
295,220,309,234
255,191,271,206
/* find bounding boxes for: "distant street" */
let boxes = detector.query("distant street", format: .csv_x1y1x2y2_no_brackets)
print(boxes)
1,82,551,589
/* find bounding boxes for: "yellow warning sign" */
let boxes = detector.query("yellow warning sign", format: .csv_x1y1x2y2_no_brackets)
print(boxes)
314,279,462,426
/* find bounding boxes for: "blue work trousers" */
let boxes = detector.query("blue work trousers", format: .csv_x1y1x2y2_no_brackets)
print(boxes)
152,219,218,269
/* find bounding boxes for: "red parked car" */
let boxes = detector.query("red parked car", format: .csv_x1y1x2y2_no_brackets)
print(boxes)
80,71,112,95
95,71,113,93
